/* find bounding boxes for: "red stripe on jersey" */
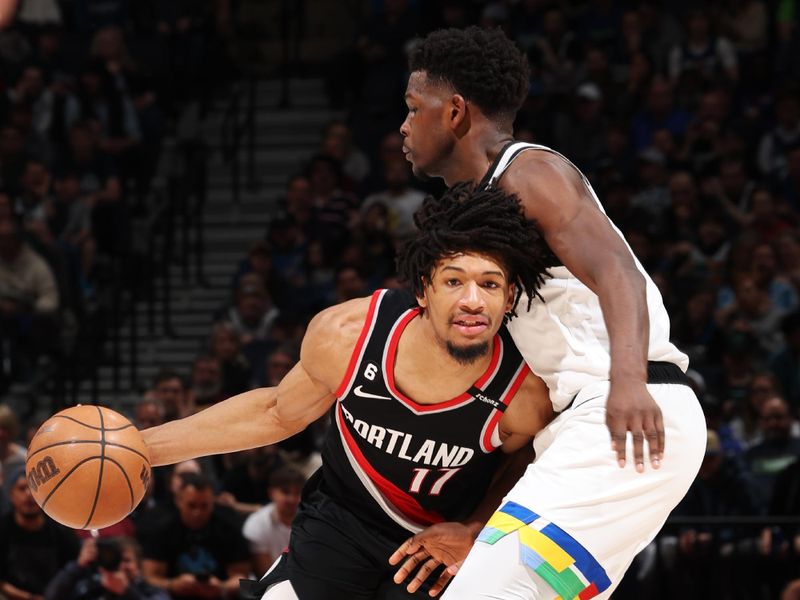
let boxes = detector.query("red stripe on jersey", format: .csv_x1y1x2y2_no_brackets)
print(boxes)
384,311,502,412
480,362,530,452
336,404,445,527
335,290,384,398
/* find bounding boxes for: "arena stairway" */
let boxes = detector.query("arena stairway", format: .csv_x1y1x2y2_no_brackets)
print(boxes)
65,78,343,414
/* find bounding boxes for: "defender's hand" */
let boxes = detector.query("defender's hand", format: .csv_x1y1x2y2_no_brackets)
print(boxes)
606,381,664,472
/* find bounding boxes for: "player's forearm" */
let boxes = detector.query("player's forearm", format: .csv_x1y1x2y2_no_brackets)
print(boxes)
462,445,535,539
141,386,298,466
596,261,649,382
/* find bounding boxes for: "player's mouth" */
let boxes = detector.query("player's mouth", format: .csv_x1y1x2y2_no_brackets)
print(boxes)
451,316,489,336
403,146,412,162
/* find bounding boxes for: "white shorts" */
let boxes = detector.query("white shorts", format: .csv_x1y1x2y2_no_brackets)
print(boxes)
443,381,706,600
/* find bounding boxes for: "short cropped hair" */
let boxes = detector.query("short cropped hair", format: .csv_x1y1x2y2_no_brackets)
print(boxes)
396,182,549,318
409,26,530,121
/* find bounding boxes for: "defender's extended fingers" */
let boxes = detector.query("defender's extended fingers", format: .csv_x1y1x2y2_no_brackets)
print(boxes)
655,409,666,464
609,426,628,468
643,412,662,468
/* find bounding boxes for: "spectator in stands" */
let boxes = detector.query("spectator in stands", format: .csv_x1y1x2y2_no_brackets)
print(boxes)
745,396,800,509
242,467,305,576
664,430,762,597
264,344,298,388
45,536,169,600
670,286,723,371
231,240,279,303
219,446,284,516
553,82,608,175
188,354,225,412
776,232,800,294
307,154,359,252
320,120,370,186
668,7,739,90
48,169,95,285
57,121,126,257
529,7,581,95
0,468,80,600
0,405,25,477
361,156,424,240
218,273,280,348
150,369,189,422
140,473,249,598
716,271,785,356
0,217,60,380
631,76,691,151
718,242,799,313
333,265,367,303
758,88,800,182
768,458,800,595
208,322,251,397
772,310,800,411
134,396,164,431
729,371,784,448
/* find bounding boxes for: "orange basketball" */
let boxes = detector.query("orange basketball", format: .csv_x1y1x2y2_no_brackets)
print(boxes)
25,405,152,530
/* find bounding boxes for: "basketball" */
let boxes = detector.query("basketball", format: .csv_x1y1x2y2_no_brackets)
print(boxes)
25,405,152,530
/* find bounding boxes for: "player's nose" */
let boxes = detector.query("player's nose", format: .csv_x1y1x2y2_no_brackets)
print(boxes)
459,281,485,309
399,116,409,137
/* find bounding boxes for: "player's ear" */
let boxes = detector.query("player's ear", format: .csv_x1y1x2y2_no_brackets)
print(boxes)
448,94,468,131
505,282,516,313
417,277,428,309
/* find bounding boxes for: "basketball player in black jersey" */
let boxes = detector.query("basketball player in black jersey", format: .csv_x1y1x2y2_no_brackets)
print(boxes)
142,183,554,599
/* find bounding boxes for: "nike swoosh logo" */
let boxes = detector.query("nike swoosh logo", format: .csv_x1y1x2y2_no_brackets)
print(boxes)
353,385,393,400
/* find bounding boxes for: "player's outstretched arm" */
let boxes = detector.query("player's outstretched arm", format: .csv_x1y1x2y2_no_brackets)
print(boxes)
142,298,370,466
502,151,660,472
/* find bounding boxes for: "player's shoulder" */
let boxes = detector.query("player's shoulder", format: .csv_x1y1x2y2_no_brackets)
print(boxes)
306,295,373,345
504,147,581,186
302,294,375,367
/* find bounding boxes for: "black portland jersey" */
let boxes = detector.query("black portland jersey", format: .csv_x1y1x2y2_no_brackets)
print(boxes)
317,288,530,537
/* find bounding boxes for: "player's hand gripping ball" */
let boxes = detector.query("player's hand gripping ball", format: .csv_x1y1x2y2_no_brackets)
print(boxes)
25,405,152,529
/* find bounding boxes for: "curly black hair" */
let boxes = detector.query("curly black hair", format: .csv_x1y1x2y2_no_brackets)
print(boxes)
396,182,549,319
408,26,530,121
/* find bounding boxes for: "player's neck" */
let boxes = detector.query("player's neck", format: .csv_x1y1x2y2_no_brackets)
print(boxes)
441,132,514,187
403,315,494,380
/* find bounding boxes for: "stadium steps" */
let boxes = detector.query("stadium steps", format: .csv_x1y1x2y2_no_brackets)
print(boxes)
68,77,341,414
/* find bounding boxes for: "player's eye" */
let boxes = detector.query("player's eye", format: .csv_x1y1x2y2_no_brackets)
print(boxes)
483,281,500,289
446,278,461,286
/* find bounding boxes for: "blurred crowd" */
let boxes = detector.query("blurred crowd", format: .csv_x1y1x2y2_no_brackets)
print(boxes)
2,0,800,599
0,0,232,413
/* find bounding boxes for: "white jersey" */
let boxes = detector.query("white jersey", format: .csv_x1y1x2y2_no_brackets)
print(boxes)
482,142,689,411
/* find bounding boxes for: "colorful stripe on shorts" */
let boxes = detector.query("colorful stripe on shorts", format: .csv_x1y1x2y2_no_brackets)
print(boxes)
477,501,611,600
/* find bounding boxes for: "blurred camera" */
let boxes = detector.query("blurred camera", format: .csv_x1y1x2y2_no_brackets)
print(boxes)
95,538,123,571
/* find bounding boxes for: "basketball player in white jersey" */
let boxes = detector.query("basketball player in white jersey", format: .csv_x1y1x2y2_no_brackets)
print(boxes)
390,26,707,599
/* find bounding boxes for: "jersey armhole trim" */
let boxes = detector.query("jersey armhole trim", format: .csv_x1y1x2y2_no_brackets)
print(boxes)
480,362,531,453
334,289,384,398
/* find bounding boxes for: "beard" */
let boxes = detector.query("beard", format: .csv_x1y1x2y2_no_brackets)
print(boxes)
446,340,490,365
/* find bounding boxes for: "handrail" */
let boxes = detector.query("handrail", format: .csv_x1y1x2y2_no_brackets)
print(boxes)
220,76,258,205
